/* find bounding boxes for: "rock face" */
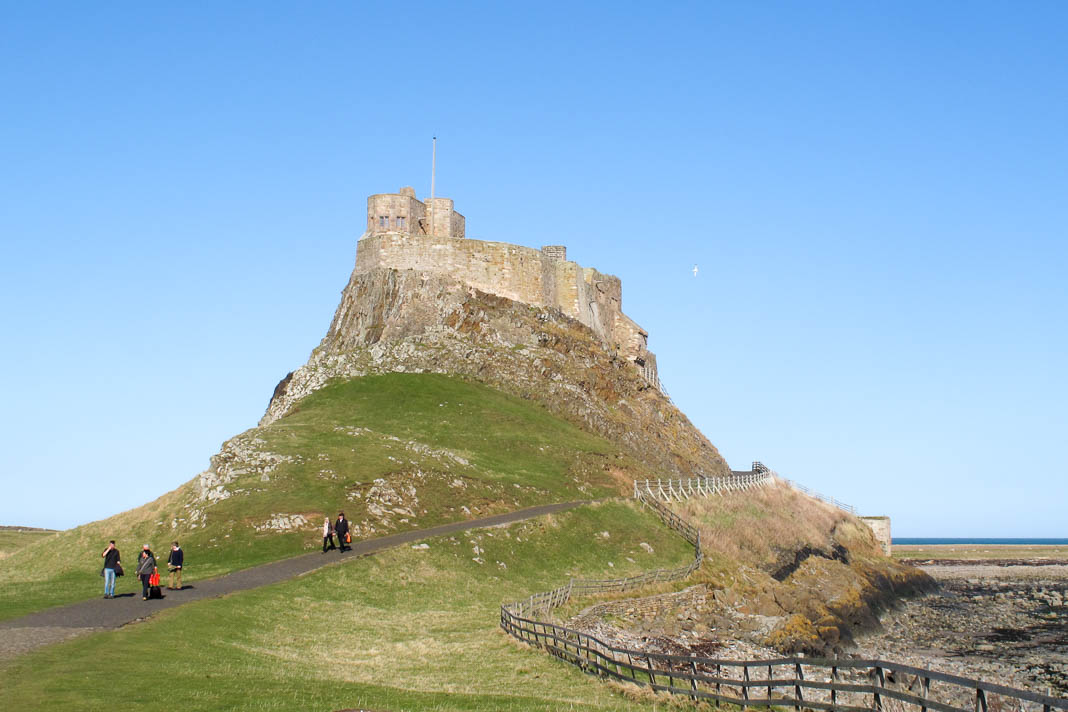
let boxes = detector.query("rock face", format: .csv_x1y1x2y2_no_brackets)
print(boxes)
261,267,731,481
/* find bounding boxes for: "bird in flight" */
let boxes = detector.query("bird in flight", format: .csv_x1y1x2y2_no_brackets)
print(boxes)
692,264,699,278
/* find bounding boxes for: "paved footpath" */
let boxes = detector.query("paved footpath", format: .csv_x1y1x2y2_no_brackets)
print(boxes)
0,500,588,659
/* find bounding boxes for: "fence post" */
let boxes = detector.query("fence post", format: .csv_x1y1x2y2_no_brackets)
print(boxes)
921,670,930,712
690,656,699,702
767,663,773,701
975,688,987,712
874,665,884,710
831,657,838,709
794,661,804,712
743,663,751,711
647,655,656,687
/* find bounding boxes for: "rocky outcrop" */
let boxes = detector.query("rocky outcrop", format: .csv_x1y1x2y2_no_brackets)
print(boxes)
262,267,731,480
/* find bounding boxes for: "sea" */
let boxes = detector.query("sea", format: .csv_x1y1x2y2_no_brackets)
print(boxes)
893,538,1068,545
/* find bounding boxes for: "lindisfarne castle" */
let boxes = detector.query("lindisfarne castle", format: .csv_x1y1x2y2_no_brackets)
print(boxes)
357,186,660,388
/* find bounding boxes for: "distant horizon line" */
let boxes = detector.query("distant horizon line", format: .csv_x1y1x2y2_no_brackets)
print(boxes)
893,537,1067,544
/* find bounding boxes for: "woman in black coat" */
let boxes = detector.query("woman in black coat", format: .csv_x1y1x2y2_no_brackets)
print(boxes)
334,513,350,552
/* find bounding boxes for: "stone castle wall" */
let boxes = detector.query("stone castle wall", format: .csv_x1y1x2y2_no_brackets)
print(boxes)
366,189,465,238
354,232,656,380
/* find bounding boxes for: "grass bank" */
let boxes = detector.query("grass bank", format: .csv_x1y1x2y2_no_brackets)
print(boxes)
0,374,644,622
0,502,694,711
0,529,56,559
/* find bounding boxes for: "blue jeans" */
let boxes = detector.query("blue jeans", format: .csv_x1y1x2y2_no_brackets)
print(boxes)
103,567,116,596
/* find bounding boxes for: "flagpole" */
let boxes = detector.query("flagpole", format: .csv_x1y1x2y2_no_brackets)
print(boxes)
429,136,436,236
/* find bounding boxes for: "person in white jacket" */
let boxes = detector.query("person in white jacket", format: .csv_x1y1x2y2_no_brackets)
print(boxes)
321,517,336,553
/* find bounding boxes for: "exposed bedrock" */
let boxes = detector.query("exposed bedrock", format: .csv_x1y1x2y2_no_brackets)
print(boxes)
262,267,730,481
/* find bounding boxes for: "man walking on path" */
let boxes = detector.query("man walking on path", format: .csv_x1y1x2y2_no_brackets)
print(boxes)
334,512,350,553
167,541,183,590
101,541,120,599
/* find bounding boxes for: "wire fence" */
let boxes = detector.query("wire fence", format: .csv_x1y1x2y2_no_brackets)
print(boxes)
781,477,858,515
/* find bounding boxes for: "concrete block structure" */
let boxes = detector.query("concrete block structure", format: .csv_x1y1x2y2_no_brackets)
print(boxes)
860,516,892,556
358,187,659,388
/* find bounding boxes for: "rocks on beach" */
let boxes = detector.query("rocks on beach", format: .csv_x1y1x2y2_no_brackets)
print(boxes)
853,561,1068,698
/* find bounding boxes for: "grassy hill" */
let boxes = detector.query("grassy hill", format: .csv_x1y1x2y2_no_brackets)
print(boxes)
0,373,649,621
0,528,57,560
0,502,695,711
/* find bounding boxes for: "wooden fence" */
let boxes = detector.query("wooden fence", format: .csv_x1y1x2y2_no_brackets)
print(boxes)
500,490,1068,711
498,612,1068,712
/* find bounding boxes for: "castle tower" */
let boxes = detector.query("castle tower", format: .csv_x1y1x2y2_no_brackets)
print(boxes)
366,187,465,238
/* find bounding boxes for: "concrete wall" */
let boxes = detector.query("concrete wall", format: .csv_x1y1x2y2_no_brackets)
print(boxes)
861,516,892,556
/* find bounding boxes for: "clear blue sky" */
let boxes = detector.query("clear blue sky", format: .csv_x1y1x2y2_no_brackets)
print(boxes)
1,2,1065,536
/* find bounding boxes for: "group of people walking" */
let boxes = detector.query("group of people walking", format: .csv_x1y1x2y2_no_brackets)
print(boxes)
100,540,184,600
99,511,348,601
322,512,351,553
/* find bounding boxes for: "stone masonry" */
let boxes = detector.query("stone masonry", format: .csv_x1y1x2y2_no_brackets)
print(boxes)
357,187,659,386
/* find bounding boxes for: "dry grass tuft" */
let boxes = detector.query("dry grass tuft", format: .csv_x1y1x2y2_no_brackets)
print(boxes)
676,480,880,572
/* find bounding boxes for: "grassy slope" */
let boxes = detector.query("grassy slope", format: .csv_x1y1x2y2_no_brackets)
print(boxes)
677,481,879,575
0,502,694,711
0,530,56,559
0,374,645,621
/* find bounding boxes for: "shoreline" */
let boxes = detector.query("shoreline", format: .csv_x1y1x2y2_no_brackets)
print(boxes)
855,556,1068,697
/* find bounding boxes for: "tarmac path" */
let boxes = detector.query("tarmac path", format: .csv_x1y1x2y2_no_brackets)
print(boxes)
0,500,589,659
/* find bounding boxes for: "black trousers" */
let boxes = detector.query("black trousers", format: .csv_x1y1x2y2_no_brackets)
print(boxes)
322,535,336,552
140,574,151,598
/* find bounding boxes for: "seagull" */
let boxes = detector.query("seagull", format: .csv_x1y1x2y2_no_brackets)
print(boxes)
692,264,698,278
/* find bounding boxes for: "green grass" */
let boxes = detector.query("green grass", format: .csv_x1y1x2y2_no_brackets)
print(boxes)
893,544,1068,561
0,374,648,622
0,529,56,558
0,502,696,711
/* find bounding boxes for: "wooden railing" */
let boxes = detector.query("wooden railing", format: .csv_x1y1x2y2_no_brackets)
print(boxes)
500,492,1068,711
633,470,772,502
497,614,1068,712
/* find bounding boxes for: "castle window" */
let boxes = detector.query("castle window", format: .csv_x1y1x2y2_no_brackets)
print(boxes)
397,216,406,228
379,216,388,228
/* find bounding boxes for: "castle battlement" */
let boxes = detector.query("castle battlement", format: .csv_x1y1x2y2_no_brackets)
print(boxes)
356,188,659,388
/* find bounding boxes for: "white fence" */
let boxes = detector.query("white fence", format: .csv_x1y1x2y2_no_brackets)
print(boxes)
633,470,772,502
